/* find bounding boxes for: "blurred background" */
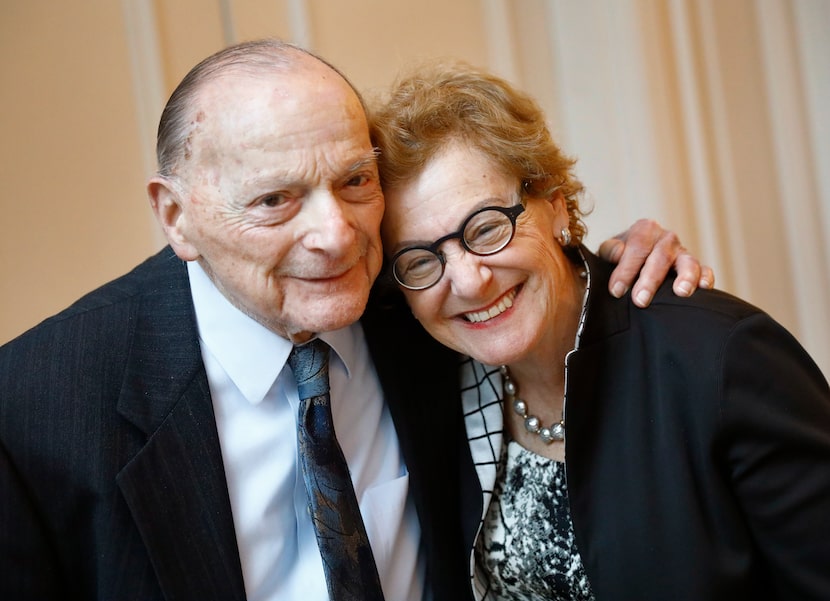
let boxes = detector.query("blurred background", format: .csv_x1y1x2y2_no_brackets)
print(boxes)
1,0,828,375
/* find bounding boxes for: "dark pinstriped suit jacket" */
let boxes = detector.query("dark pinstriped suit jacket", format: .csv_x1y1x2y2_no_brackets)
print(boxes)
0,247,470,601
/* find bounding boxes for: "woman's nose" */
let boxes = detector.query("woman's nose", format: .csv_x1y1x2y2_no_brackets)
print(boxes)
442,245,493,298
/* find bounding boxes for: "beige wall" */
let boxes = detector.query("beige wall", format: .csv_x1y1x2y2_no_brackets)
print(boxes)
2,0,828,375
1,1,158,343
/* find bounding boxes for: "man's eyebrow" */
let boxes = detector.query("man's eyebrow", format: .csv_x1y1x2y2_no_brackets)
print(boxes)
246,150,380,192
343,150,380,175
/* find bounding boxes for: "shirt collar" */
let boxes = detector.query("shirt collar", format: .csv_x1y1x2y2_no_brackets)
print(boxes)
187,261,356,405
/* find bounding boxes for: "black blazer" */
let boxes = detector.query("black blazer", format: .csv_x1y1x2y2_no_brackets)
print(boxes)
0,247,468,601
457,250,830,600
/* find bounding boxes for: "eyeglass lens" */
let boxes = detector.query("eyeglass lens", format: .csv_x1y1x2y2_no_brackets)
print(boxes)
393,206,519,289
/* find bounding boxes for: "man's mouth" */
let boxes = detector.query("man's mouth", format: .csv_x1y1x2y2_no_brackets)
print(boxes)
463,287,518,323
304,258,361,282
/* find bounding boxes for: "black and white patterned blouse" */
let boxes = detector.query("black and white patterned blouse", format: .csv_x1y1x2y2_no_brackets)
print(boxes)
461,359,594,601
475,440,594,600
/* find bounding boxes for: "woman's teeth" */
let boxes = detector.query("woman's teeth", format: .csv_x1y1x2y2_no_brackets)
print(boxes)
464,288,517,323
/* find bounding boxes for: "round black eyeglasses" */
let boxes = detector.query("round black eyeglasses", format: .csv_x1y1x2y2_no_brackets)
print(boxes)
391,203,525,290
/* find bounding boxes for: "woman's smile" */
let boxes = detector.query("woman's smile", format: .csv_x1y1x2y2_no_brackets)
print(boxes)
460,285,520,323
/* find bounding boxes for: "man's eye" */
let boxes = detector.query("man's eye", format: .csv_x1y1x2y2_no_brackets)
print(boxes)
345,173,370,187
258,193,288,207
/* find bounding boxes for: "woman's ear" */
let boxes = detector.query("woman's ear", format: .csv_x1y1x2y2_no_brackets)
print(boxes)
549,188,572,245
147,176,199,261
550,186,565,207
550,188,569,221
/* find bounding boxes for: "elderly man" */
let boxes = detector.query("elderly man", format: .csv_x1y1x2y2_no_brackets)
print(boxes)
0,40,710,601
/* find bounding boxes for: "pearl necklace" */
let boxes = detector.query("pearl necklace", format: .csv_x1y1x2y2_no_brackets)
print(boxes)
499,254,589,445
501,364,565,444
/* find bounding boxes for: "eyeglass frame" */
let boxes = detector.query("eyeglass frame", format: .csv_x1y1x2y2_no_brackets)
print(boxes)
390,202,526,291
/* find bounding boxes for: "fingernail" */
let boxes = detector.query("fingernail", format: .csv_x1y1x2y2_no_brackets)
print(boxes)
611,282,627,298
700,278,713,289
635,289,652,306
677,282,692,296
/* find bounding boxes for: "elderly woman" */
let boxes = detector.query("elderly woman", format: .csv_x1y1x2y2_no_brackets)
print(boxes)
370,63,830,600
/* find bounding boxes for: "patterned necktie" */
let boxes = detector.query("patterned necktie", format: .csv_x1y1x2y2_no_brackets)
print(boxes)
287,339,385,601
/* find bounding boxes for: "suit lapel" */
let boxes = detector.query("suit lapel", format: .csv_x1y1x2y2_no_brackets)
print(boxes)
361,285,472,600
116,249,246,601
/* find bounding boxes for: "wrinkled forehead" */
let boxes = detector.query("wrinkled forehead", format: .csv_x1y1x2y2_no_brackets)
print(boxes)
172,69,373,195
198,59,358,130
178,64,368,179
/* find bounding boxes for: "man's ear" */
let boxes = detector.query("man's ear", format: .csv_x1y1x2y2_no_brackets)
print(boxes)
147,176,199,261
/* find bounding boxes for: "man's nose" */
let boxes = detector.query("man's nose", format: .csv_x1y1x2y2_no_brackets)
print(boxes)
303,192,357,256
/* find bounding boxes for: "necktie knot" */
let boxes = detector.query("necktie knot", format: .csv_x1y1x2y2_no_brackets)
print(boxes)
287,338,330,400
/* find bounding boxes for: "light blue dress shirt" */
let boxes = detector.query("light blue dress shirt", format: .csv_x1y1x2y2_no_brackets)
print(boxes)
187,261,425,601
